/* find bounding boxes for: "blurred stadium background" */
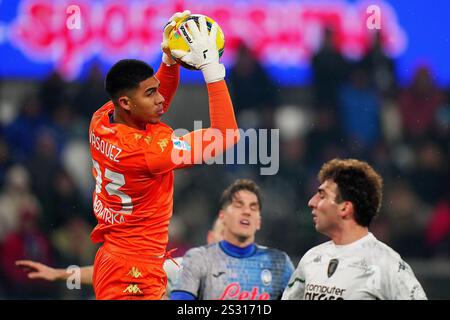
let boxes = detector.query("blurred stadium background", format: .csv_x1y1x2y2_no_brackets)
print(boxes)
0,0,448,299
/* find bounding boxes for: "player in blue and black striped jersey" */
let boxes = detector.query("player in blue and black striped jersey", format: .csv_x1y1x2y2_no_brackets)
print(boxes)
170,179,294,300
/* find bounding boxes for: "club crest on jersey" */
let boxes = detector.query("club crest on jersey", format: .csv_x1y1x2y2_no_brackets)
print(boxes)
261,269,272,286
172,137,191,151
327,259,339,278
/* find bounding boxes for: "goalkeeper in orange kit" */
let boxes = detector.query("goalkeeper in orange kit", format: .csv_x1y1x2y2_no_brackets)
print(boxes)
86,11,239,299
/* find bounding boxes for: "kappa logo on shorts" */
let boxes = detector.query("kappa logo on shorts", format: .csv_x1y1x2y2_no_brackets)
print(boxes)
123,284,143,294
127,267,142,279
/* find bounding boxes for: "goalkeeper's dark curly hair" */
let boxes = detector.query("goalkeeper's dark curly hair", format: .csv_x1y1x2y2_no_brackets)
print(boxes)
318,159,383,227
219,179,262,210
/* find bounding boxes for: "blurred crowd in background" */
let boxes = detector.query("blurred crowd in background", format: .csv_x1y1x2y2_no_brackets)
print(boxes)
0,29,448,299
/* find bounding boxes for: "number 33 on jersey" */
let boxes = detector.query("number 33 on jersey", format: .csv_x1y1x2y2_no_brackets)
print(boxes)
89,102,188,255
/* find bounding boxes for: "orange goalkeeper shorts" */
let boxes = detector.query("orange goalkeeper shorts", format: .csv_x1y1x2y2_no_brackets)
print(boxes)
93,243,168,300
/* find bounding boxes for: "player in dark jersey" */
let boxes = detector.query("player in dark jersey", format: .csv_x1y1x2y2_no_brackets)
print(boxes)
170,179,294,300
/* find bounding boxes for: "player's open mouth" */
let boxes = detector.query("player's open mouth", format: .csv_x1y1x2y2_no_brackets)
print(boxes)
156,109,164,116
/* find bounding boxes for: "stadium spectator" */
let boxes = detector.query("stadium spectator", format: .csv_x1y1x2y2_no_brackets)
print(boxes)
338,65,381,155
47,169,89,228
229,42,279,128
311,27,348,110
0,191,54,298
409,141,448,205
3,97,53,162
38,71,68,116
361,31,397,99
0,165,41,241
0,138,12,189
25,131,63,230
304,108,344,168
73,63,109,120
381,181,430,258
425,191,450,258
398,65,445,140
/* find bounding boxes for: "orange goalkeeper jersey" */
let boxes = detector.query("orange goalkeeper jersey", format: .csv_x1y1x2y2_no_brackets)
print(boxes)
89,64,238,257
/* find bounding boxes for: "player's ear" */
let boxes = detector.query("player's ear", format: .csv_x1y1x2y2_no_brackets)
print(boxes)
218,210,225,221
117,95,132,111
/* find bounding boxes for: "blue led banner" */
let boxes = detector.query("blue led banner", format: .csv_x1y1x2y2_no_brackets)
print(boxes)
0,0,449,85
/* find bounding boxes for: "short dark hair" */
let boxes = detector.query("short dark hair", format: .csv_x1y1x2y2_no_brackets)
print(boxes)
105,59,154,101
318,158,383,227
219,179,262,210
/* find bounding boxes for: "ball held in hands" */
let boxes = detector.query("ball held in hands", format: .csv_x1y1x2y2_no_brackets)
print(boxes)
167,14,225,71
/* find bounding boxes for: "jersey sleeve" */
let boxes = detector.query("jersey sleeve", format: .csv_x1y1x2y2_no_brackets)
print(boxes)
170,247,207,299
144,80,239,175
281,253,295,291
385,259,427,300
282,257,306,300
175,81,239,166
